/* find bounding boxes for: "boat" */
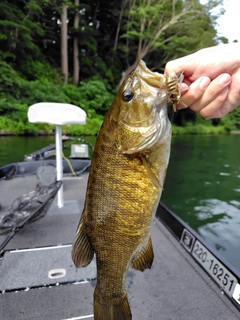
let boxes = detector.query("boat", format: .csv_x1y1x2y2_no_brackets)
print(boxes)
0,160,239,319
0,103,239,319
0,175,62,253
0,135,93,251
0,136,93,180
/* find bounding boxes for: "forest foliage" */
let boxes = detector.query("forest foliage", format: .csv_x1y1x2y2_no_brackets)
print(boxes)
0,0,239,135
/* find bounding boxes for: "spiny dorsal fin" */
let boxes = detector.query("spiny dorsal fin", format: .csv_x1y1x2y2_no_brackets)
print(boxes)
72,215,94,268
131,236,154,271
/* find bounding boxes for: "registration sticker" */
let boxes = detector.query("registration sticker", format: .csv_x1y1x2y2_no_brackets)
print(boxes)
180,229,195,252
192,240,237,298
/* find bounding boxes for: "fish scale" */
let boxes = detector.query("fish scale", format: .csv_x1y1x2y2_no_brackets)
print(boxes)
72,60,172,320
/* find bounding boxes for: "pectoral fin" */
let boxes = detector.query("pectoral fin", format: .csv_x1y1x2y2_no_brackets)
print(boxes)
131,236,154,271
141,155,163,189
72,215,94,268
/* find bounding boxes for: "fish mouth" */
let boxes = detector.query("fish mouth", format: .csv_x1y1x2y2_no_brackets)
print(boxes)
115,60,170,154
117,104,169,154
121,104,154,128
136,60,165,89
120,86,168,129
116,90,169,154
121,99,166,130
155,90,168,114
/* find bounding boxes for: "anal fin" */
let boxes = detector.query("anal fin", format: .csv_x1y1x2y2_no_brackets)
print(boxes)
131,236,154,272
71,216,94,268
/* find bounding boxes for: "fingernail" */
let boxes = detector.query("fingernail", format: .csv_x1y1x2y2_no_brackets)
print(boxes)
190,77,210,90
219,74,231,86
199,77,210,90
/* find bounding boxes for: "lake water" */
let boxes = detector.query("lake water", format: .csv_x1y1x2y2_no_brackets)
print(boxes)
162,134,240,272
0,134,239,272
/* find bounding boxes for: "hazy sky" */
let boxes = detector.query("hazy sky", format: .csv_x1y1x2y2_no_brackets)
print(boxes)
216,0,239,42
200,0,239,43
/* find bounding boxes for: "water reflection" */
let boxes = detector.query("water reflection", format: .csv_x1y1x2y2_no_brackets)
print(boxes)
194,199,238,218
162,134,240,271
199,207,240,270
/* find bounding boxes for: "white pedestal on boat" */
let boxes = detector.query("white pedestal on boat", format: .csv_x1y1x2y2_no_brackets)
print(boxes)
28,102,86,208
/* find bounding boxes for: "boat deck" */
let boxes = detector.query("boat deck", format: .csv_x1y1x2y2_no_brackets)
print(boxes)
0,174,239,320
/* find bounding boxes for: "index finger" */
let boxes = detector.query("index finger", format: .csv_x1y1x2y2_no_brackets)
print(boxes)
165,54,198,78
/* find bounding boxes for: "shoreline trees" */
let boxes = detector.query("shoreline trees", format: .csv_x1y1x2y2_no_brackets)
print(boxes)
0,0,239,135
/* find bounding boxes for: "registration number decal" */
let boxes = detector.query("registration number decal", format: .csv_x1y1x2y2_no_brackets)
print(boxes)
180,229,238,299
192,239,237,297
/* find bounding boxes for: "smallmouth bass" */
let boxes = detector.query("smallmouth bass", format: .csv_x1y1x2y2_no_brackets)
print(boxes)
72,60,172,320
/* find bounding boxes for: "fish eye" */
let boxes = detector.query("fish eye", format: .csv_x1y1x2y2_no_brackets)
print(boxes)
122,89,134,102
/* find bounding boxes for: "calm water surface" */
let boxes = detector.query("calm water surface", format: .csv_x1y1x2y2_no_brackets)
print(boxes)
0,135,239,271
162,134,240,272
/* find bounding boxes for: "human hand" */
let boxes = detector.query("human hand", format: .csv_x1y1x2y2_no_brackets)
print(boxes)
165,44,240,119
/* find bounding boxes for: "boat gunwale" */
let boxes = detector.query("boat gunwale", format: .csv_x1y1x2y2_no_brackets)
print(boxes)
157,201,240,311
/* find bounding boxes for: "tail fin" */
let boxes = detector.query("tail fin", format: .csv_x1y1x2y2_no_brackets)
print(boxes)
94,287,132,320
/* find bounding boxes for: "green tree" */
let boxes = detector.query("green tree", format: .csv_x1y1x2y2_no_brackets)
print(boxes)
1,0,238,135
72,0,80,85
0,1,44,63
0,0,64,79
117,0,224,83
61,2,69,84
